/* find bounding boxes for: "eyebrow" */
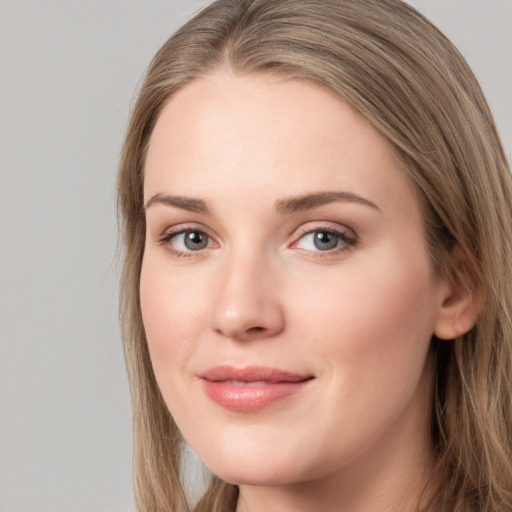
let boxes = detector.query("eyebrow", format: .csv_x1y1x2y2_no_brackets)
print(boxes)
274,191,381,213
144,193,210,214
144,190,380,215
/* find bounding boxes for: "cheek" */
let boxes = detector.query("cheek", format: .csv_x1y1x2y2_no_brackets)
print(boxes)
139,254,207,375
289,249,438,391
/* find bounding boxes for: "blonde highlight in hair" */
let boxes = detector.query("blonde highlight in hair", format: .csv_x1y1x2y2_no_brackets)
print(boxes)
117,1,512,510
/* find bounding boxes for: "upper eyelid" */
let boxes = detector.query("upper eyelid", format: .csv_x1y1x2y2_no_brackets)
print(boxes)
290,221,356,240
158,223,215,238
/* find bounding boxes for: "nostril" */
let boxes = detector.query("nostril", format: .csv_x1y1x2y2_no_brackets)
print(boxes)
248,326,265,333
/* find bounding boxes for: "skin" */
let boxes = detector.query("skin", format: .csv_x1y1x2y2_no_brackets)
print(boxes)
140,70,473,512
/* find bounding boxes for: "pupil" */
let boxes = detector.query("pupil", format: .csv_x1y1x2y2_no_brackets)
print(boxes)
314,231,338,250
185,231,207,250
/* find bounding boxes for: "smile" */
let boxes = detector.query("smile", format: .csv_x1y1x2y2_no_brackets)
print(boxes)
199,365,314,412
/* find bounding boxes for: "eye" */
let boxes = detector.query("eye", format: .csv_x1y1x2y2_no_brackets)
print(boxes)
294,227,356,253
160,228,215,255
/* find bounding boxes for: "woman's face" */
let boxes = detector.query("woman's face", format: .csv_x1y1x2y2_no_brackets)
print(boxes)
141,71,450,493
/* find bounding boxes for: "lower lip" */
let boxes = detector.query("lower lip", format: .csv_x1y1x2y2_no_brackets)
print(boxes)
201,380,311,412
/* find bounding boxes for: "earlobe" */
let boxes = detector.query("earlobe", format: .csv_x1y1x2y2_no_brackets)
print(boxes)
433,247,480,340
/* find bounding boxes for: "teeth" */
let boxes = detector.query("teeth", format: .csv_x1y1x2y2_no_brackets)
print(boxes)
227,380,267,387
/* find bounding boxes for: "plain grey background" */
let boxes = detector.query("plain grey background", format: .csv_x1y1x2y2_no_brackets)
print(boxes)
0,1,510,511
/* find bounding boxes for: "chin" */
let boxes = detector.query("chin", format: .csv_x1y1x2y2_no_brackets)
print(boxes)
210,461,302,487
196,442,319,487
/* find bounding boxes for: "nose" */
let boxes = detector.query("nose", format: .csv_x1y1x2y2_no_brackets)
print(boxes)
210,251,285,341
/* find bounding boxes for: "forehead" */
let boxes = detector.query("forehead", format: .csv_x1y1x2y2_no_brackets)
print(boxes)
144,70,418,220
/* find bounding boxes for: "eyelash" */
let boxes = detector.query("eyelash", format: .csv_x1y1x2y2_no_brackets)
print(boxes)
157,224,358,259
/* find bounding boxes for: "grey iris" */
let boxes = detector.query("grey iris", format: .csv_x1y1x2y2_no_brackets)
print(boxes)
314,231,339,250
184,231,208,250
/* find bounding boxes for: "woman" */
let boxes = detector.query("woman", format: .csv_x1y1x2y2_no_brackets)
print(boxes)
117,0,512,510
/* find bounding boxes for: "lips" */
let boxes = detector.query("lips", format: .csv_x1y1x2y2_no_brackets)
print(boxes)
199,365,313,412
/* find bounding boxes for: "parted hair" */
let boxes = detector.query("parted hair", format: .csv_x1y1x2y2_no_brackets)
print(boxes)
117,0,512,510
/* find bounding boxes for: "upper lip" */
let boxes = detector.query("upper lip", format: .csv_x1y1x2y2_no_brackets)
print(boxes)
200,365,313,383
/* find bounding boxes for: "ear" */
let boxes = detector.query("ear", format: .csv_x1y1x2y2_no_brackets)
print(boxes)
434,246,480,340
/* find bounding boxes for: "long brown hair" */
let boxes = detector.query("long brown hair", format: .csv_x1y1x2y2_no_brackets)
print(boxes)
117,1,512,510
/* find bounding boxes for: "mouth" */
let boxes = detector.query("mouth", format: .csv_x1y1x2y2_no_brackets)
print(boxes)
199,365,314,412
